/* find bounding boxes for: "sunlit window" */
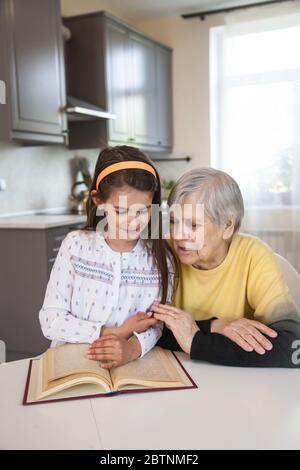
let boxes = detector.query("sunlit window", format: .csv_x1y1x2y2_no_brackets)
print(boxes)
210,23,300,207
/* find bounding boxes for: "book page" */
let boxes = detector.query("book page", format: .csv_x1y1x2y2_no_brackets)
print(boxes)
45,343,111,385
111,347,185,389
25,359,111,403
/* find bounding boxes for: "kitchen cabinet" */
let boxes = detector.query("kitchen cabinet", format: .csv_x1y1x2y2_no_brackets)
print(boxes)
64,12,173,151
129,34,157,147
0,0,67,144
0,222,84,361
106,24,157,147
105,21,132,144
155,45,173,148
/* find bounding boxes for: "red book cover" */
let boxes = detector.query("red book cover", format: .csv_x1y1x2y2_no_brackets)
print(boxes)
22,351,198,406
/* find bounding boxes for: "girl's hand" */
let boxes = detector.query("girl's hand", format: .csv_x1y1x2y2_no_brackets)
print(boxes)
211,318,278,354
151,303,199,355
119,312,158,339
86,334,141,369
100,312,157,340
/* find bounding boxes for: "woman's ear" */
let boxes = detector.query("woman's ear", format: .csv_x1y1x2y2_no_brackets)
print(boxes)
222,217,235,240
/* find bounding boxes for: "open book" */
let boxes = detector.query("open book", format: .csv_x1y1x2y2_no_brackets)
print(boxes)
23,344,197,405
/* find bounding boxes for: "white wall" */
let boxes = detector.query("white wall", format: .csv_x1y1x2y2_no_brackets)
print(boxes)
61,0,133,22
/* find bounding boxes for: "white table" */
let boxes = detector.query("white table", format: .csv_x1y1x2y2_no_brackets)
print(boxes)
1,353,300,450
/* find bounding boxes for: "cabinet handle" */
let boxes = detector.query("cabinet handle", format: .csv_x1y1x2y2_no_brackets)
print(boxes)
157,141,162,145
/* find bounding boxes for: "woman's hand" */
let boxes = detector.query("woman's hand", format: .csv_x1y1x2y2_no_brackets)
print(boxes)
151,303,199,354
211,318,278,354
86,334,141,369
101,312,158,340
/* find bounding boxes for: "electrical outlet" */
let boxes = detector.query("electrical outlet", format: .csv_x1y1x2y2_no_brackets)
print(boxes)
0,179,7,192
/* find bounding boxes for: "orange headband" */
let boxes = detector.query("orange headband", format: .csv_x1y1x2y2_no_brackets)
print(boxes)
96,161,157,190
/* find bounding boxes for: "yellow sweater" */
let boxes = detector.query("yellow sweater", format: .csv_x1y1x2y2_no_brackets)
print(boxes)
173,232,299,325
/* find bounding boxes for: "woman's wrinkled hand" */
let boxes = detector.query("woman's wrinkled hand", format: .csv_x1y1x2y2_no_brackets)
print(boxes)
86,334,141,369
151,303,199,354
211,318,278,354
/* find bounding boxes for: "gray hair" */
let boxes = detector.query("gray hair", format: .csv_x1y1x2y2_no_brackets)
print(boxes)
168,167,244,232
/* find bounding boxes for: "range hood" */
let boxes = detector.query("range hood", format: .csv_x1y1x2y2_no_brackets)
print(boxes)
65,96,116,122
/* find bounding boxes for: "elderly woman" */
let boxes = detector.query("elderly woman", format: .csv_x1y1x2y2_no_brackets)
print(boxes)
152,168,300,368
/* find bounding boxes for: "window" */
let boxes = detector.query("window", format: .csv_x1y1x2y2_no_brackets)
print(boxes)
210,18,300,208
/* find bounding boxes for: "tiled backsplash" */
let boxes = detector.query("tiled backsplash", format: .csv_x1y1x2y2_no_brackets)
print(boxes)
0,142,99,216
0,142,193,216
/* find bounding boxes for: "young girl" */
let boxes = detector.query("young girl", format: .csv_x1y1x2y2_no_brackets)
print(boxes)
39,146,177,369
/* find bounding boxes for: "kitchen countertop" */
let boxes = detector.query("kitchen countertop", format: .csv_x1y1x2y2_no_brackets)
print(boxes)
0,201,168,230
0,213,86,229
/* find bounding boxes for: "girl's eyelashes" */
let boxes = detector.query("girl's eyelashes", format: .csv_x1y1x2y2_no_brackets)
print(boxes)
115,209,127,215
114,207,151,216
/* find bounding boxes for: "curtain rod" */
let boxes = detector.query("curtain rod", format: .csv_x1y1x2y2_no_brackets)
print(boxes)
151,156,191,162
181,0,295,20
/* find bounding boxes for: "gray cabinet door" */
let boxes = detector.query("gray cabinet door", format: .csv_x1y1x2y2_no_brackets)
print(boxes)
155,46,173,149
129,34,157,147
0,222,84,361
7,0,66,142
106,21,132,144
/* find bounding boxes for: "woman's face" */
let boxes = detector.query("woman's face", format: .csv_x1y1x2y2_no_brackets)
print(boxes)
170,192,232,267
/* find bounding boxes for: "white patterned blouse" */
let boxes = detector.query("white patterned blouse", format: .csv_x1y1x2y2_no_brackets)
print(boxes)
39,229,174,357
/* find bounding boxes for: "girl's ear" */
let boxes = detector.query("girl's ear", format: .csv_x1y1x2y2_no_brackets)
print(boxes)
91,190,101,207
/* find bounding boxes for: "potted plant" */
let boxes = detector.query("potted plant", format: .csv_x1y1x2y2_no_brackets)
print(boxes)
162,179,176,200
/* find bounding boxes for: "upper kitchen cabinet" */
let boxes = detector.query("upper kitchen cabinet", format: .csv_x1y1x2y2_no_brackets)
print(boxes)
0,0,67,144
128,34,157,147
106,25,157,147
105,21,132,144
64,12,173,151
155,45,173,148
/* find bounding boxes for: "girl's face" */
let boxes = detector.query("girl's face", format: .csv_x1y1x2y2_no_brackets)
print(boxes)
95,185,153,241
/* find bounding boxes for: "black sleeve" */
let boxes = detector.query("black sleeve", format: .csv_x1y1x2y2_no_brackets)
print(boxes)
157,326,183,351
157,318,216,352
158,318,300,368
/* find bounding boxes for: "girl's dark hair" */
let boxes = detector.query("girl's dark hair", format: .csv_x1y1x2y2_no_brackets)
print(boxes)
83,145,178,304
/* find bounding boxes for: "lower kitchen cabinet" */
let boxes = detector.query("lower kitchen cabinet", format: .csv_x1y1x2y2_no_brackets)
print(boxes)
0,222,84,361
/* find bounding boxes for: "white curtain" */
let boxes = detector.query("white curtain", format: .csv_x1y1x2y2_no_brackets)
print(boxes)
210,2,300,273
